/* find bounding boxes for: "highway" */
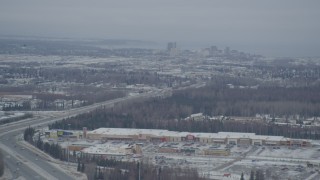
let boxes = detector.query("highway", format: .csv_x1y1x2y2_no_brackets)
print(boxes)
1,148,42,180
0,91,157,180
0,115,76,180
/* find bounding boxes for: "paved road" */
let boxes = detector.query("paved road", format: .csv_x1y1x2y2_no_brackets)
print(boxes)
2,149,42,180
1,133,69,180
0,113,83,179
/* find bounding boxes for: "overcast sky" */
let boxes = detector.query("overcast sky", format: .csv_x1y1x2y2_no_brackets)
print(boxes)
1,0,320,57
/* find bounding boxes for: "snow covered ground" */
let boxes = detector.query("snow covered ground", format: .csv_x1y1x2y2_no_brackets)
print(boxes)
140,142,320,179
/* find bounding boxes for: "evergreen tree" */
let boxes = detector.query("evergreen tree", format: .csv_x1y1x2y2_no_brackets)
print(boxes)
249,170,254,180
77,161,81,172
240,172,245,180
24,126,35,142
81,163,85,172
98,167,104,179
0,150,4,177
94,167,97,180
158,167,161,180
255,169,264,180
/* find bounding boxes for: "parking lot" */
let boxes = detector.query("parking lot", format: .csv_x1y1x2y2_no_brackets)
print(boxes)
139,141,320,179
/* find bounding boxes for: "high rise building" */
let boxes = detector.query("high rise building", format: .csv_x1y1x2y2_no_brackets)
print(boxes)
224,46,230,56
167,42,178,56
167,42,177,51
210,46,219,56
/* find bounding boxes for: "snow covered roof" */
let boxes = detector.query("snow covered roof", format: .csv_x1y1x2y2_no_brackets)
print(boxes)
217,132,256,139
81,142,133,155
89,128,170,136
88,128,309,142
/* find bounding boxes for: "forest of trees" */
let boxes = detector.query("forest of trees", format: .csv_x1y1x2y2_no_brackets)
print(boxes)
50,81,320,139
171,83,320,117
82,159,207,180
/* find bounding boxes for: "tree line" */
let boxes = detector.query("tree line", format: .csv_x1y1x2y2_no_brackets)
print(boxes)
83,159,207,180
0,113,33,125
24,127,66,160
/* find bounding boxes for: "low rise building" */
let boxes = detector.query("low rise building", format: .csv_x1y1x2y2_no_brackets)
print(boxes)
84,128,312,147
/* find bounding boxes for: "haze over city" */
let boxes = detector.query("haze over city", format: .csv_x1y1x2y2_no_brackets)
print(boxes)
1,1,320,180
1,0,320,57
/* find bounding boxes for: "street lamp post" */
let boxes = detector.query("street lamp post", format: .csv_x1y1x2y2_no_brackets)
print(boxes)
67,124,71,166
137,161,141,180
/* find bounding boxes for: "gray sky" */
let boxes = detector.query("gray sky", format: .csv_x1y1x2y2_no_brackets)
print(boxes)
1,0,320,57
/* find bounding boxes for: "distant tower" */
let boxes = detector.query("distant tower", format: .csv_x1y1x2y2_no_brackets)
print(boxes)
167,42,178,56
224,46,230,56
167,42,177,51
210,46,218,56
